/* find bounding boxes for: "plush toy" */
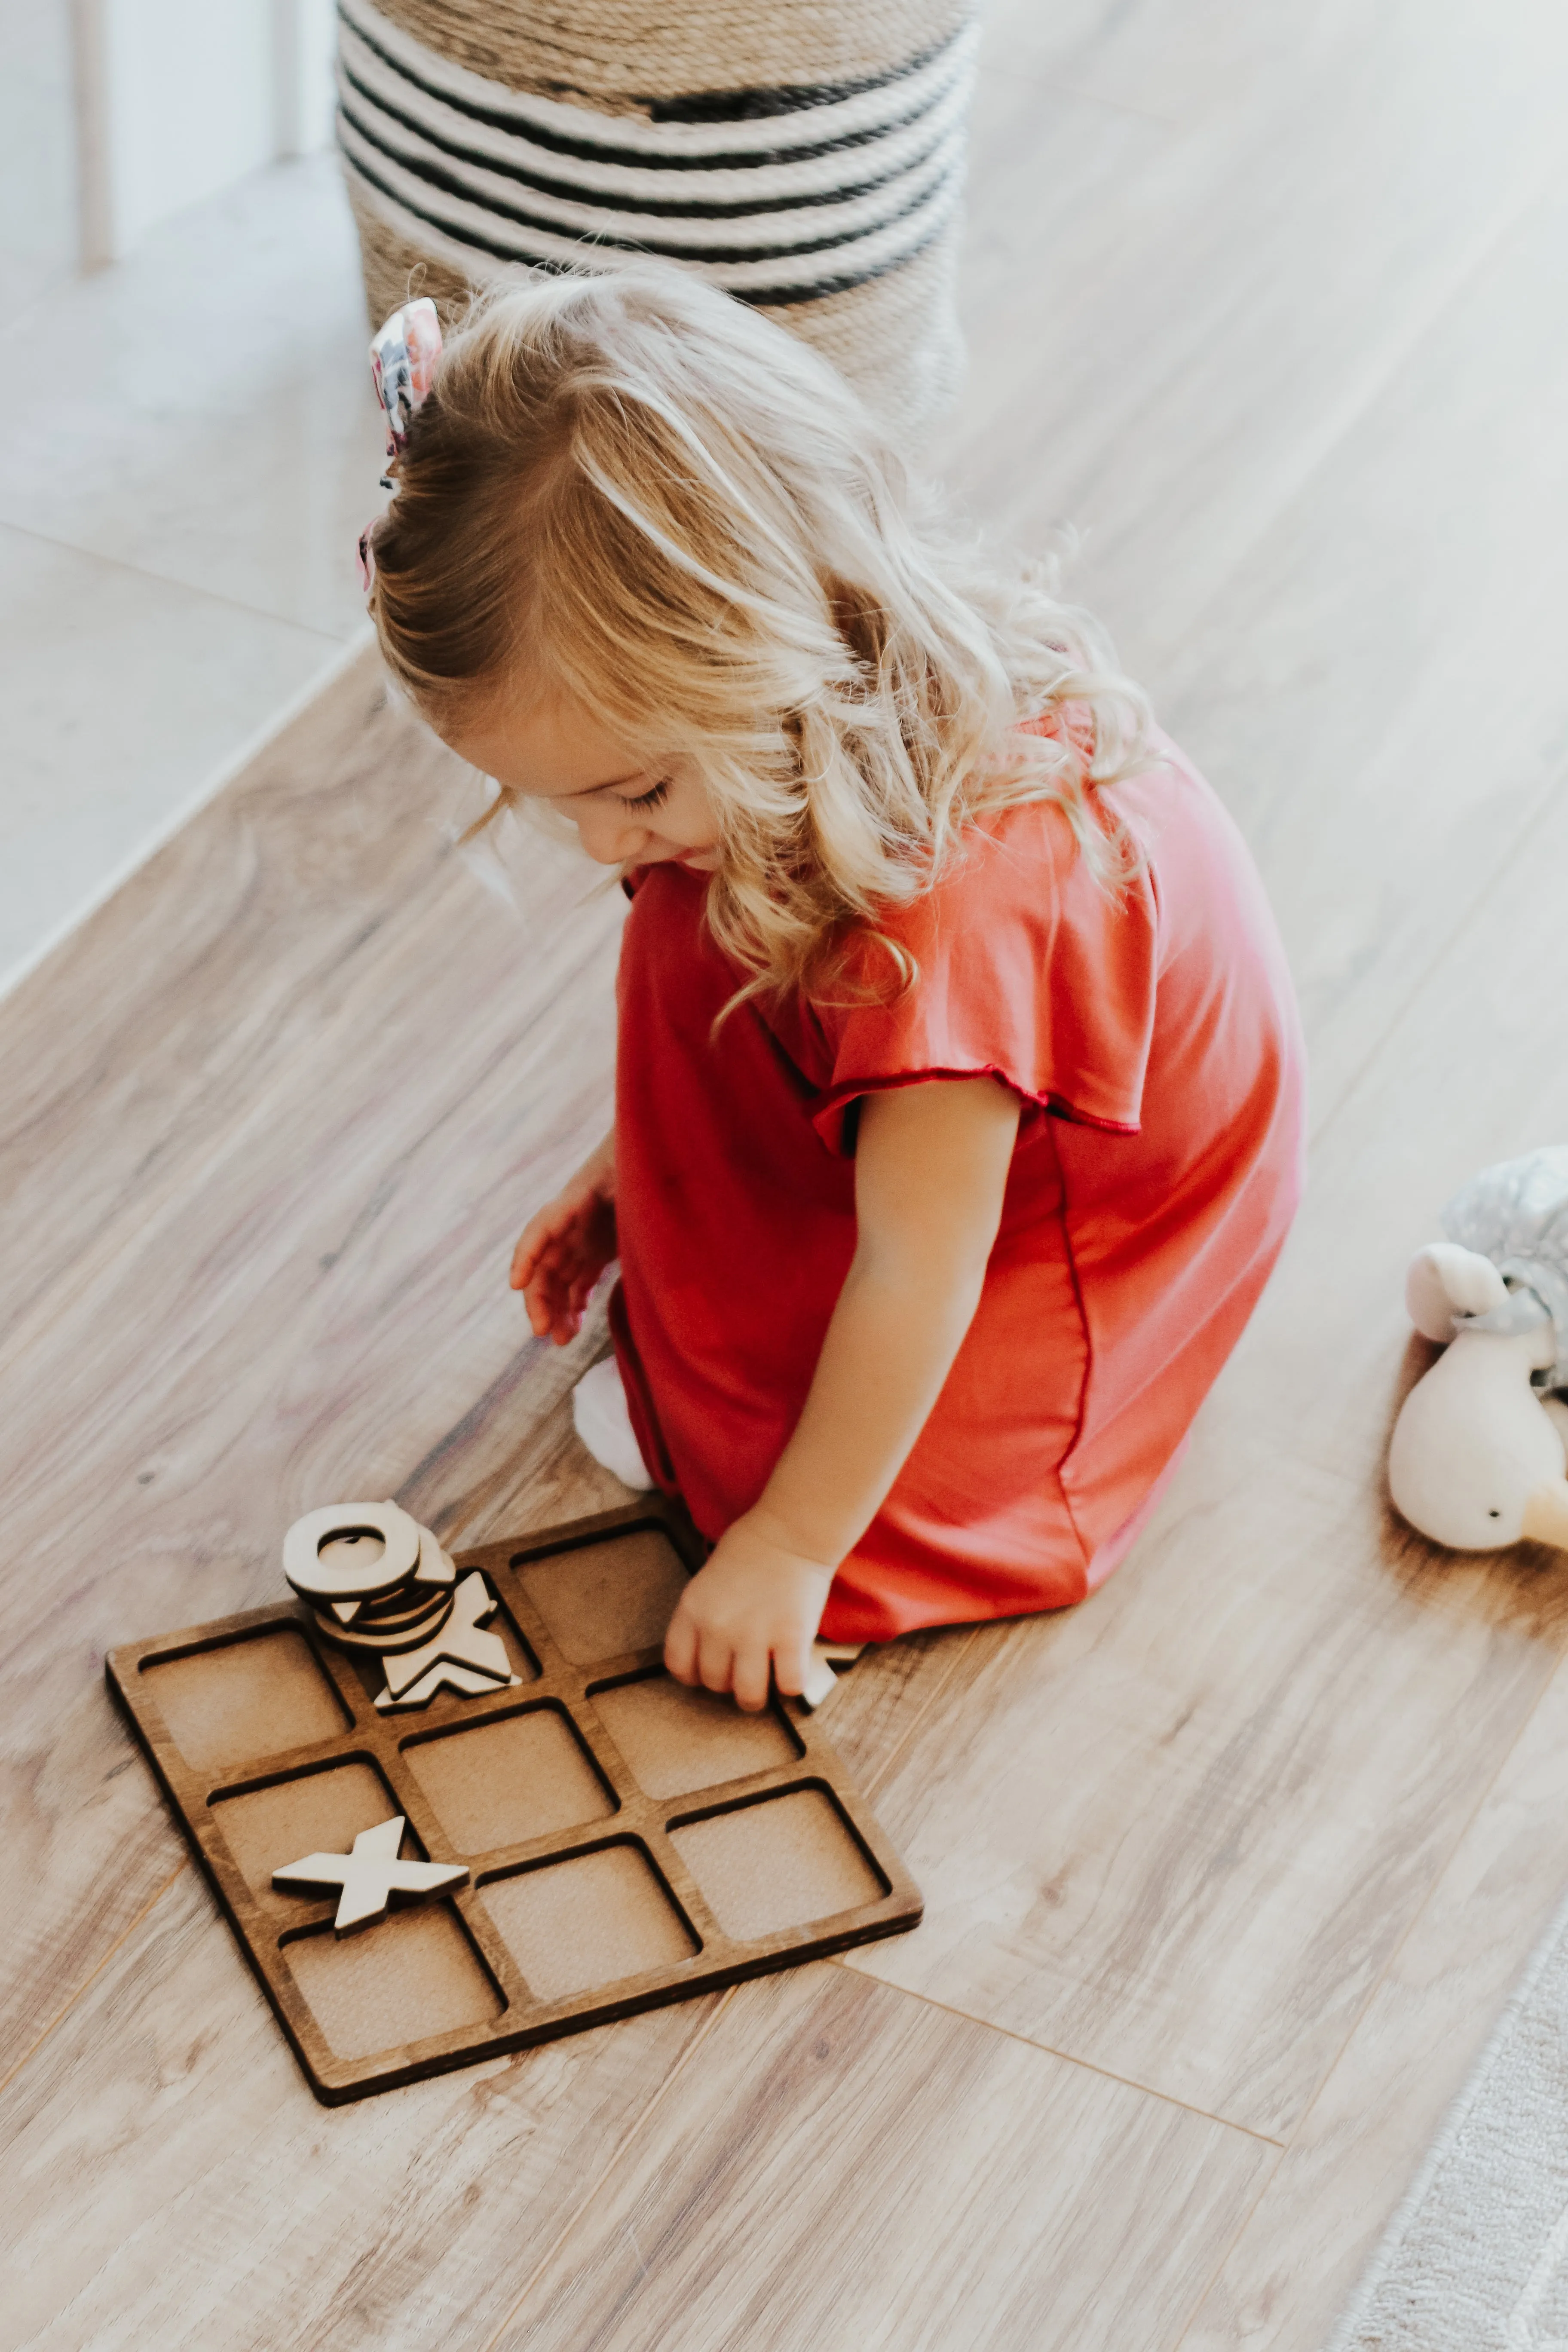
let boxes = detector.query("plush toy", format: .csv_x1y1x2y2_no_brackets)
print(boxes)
1389,1148,1568,1551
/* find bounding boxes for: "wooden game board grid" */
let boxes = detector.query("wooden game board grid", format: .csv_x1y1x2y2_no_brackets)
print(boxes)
106,1498,922,2104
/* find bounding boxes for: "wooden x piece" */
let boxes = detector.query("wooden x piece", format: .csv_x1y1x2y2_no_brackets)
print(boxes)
272,1815,468,1934
377,1570,516,1702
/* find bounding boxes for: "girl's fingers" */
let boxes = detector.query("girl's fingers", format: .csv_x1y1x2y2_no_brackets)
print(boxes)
731,1643,772,1714
771,1630,812,1700
510,1217,556,1290
521,1272,557,1336
510,1196,591,1290
664,1608,699,1686
696,1628,734,1694
518,1243,600,1314
524,1263,582,1342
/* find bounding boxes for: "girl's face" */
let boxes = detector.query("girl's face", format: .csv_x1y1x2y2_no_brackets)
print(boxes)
446,689,722,872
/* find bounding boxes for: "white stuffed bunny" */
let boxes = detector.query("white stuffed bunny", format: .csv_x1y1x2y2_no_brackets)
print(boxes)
1389,1149,1568,1551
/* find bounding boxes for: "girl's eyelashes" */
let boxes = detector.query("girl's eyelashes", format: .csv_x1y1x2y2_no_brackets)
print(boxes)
621,779,670,811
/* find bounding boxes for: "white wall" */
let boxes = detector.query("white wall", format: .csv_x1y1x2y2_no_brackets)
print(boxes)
280,0,339,157
103,0,275,254
1,0,80,307
72,0,338,265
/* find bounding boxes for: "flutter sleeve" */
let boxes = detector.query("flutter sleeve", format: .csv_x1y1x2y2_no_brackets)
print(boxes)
806,796,1159,1156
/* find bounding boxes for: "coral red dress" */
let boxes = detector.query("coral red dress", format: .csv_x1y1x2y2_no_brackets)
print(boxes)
608,730,1305,1644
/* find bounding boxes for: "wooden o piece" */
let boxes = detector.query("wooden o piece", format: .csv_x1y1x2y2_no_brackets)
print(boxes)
316,1534,395,1597
310,1616,452,1657
343,1583,453,1629
412,1528,456,1589
355,1570,454,1623
309,1592,454,1654
329,1572,459,1624
308,1599,451,1656
283,1502,421,1602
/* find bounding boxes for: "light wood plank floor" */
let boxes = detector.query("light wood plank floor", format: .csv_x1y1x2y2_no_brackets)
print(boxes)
6,3,1568,2345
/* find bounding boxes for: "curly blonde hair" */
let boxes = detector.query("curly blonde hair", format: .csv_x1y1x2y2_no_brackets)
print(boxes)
366,264,1152,1007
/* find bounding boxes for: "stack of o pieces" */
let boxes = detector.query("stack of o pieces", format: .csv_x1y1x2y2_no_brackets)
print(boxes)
282,1502,521,1710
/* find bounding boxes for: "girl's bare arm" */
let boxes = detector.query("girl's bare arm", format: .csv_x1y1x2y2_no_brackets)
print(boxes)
665,1075,1022,1708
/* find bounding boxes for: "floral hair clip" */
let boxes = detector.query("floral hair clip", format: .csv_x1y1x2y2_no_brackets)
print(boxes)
357,296,443,594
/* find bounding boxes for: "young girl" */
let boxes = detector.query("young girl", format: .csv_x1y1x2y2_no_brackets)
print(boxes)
363,268,1305,1715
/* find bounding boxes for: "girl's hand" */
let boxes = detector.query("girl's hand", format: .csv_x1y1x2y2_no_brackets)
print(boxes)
664,1510,834,1712
510,1130,618,1344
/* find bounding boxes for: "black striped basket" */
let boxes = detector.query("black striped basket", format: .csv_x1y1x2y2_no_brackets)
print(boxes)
334,0,977,444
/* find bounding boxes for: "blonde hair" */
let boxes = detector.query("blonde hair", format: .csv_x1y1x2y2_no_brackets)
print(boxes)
368,265,1152,1007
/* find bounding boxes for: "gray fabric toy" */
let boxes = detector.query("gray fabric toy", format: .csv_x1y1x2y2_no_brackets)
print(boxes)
1389,1148,1568,1551
1440,1145,1568,1390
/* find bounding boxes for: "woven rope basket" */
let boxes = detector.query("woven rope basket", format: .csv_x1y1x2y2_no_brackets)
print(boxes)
335,0,976,444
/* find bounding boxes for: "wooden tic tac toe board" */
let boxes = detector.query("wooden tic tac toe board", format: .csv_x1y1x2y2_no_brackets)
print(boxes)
106,1500,922,2104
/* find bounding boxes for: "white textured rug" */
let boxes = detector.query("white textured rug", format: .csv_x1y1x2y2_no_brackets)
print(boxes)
1331,1889,1568,2349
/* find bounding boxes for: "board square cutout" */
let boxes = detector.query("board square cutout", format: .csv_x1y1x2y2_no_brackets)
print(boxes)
402,1705,614,1853
142,1629,349,1770
211,1758,398,1910
107,1500,920,2101
282,1905,502,2061
480,1844,695,2000
671,1787,887,1940
516,1526,688,1663
590,1672,802,1798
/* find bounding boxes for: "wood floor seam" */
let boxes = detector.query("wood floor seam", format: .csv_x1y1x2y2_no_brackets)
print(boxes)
0,514,354,647
1163,1657,1568,2347
826,1970,1289,2149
